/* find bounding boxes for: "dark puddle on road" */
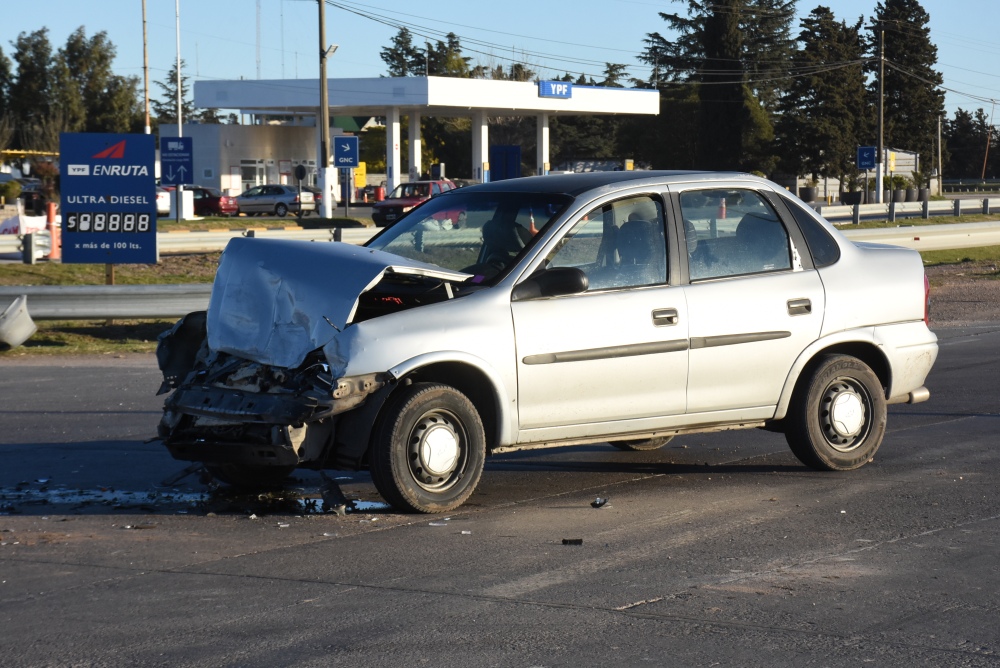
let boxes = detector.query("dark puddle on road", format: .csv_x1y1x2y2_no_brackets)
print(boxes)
0,478,391,517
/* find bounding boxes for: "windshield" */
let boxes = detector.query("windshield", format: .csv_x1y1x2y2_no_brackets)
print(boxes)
389,183,432,199
366,190,572,280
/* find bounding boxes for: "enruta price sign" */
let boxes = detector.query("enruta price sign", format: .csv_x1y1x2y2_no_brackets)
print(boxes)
60,132,158,264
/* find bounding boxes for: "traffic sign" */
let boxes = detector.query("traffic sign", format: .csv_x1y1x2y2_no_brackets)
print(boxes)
334,136,359,168
161,136,193,186
60,132,157,264
857,146,876,170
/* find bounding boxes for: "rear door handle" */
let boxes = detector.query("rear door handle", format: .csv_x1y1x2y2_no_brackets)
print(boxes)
652,308,679,326
787,298,811,316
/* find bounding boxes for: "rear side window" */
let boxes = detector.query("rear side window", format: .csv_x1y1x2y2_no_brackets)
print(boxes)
778,194,841,268
680,189,791,280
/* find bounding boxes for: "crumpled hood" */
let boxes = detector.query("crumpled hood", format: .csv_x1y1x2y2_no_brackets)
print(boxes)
207,236,469,369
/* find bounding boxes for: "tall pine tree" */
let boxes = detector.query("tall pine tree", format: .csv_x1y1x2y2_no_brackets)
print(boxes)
638,0,796,171
776,7,869,187
868,0,944,176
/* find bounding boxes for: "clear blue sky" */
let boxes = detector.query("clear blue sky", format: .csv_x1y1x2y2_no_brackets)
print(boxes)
2,0,998,118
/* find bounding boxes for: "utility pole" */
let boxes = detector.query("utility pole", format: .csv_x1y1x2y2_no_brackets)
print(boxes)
318,0,335,218
175,0,184,226
142,0,151,134
876,22,885,204
982,101,995,181
938,114,943,197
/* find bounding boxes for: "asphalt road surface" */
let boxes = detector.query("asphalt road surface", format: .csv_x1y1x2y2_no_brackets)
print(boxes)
1,323,998,667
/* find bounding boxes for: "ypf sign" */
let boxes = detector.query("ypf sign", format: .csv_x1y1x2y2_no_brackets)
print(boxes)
538,81,573,99
60,133,157,264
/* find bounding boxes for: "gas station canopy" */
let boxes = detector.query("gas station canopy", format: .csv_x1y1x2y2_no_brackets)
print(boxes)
194,76,659,190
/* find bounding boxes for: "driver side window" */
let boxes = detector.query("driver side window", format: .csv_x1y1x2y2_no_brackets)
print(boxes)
545,195,667,291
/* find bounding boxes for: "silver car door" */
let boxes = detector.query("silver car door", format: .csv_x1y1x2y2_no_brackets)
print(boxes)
675,185,825,414
511,194,689,435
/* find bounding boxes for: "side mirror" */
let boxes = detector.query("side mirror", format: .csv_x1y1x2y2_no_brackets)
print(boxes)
511,267,589,301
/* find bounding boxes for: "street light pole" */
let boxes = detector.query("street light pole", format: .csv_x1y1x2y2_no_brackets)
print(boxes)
175,0,184,226
142,0,151,135
876,22,885,204
318,0,335,219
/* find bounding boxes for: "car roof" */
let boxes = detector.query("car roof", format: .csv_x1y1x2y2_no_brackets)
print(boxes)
460,170,755,197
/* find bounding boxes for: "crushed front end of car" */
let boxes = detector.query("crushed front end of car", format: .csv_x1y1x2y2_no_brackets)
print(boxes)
155,236,470,484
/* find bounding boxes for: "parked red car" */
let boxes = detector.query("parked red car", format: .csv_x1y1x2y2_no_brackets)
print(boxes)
189,186,239,217
371,179,456,226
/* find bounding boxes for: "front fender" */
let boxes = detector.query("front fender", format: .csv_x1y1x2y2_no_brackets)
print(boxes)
388,350,518,447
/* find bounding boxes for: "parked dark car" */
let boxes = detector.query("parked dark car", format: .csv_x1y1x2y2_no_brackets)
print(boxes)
371,179,456,226
189,186,238,217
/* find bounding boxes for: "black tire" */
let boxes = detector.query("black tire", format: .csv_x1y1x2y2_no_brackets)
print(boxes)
205,463,295,489
785,354,886,471
275,202,289,217
369,383,486,513
609,436,674,451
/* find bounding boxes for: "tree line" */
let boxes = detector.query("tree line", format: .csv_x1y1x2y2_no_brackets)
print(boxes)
0,27,228,157
1,1,997,186
377,0,999,185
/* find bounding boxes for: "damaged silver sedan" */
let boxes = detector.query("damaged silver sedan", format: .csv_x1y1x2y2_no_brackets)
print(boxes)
156,171,938,513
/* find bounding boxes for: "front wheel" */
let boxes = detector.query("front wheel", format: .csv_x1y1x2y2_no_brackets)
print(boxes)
369,383,486,513
785,354,886,471
609,436,674,451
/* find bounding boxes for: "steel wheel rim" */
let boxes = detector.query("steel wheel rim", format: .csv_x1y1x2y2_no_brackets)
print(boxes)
819,377,872,452
407,409,467,492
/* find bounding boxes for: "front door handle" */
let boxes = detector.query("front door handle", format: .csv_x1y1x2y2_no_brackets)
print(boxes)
787,298,812,316
652,308,679,326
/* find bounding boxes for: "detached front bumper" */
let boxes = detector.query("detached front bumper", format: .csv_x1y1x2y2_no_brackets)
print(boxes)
159,370,392,470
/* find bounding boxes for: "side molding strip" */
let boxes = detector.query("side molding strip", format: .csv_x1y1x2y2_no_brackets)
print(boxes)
689,331,791,349
523,339,689,365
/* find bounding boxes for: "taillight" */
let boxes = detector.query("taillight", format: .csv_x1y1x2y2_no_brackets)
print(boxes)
293,194,300,203
923,273,931,325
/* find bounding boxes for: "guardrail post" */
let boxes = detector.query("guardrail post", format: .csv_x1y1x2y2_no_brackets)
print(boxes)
954,199,962,217
21,233,37,265
888,200,896,223
984,198,991,215
852,203,860,225
922,200,930,219
334,227,342,242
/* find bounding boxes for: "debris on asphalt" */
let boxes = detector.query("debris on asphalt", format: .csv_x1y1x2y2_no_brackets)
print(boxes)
562,538,583,545
591,497,609,508
159,463,206,487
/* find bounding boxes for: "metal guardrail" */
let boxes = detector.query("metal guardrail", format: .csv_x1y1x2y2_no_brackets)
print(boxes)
0,284,212,320
5,220,1000,324
819,197,1000,221
0,226,378,256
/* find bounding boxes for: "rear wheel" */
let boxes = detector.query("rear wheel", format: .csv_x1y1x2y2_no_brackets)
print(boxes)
609,436,673,451
785,354,886,471
369,383,486,513
275,202,289,217
205,463,295,489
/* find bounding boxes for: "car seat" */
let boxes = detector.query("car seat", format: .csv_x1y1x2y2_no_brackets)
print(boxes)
735,213,790,273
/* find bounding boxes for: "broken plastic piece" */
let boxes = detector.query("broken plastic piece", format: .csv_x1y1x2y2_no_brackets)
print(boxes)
562,538,583,545
591,497,608,508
